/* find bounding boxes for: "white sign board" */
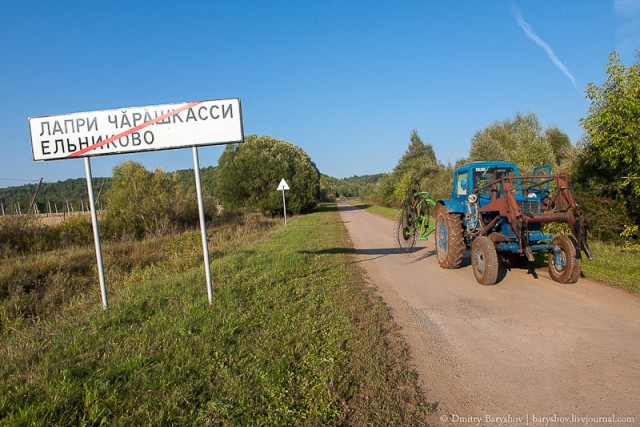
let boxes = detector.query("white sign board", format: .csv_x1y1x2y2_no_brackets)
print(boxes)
277,178,290,191
29,98,243,161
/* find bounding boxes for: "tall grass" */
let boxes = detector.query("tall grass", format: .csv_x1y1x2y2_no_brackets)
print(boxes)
581,241,640,292
0,206,429,424
0,212,278,335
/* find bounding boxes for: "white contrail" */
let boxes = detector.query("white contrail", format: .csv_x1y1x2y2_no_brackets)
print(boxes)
512,7,578,90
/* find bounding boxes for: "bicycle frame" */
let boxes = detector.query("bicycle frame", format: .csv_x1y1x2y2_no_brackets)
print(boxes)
410,191,436,240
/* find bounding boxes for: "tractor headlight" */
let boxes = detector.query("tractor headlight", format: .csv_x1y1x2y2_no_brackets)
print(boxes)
467,194,478,204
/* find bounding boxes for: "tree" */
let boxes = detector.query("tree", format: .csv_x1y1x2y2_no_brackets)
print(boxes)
371,130,449,206
105,161,174,238
468,111,573,173
215,135,320,214
579,51,640,223
393,130,438,179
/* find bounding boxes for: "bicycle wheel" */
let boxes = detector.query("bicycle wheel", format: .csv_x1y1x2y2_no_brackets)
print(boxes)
395,202,417,253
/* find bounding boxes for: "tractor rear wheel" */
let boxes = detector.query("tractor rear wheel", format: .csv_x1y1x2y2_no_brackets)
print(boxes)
471,236,500,285
548,235,581,284
434,204,464,269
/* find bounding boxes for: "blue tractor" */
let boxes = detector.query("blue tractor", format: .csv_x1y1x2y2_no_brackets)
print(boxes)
434,161,592,285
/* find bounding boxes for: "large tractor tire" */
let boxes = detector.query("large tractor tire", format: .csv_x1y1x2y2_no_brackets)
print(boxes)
434,204,464,269
548,235,582,284
471,236,500,285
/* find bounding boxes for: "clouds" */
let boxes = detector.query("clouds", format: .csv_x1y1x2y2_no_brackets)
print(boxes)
614,0,640,57
614,0,640,16
512,6,579,91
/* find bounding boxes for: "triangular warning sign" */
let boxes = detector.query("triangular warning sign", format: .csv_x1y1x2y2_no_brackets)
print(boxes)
277,178,290,191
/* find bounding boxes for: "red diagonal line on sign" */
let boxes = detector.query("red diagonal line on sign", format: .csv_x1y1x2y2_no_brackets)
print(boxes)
67,101,204,158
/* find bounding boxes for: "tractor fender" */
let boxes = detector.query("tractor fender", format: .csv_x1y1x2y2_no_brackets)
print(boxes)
436,199,465,214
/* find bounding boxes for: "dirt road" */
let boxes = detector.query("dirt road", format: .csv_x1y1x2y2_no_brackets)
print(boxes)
337,202,640,426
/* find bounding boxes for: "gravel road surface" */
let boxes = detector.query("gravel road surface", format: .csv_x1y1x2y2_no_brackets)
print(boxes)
337,201,640,426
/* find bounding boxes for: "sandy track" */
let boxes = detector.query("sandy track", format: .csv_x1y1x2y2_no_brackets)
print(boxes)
337,202,640,426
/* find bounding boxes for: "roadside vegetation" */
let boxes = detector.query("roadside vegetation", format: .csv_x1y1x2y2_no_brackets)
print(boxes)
1,135,428,424
1,205,428,425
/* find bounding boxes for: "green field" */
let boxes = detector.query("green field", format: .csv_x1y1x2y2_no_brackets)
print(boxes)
0,205,429,425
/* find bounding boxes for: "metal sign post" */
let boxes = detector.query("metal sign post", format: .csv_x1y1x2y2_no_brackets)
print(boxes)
192,146,213,305
84,157,108,310
277,178,290,226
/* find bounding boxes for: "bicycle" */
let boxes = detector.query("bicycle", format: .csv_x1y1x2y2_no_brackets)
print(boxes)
395,188,436,253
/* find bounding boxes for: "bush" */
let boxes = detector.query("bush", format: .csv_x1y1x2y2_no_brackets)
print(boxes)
57,216,93,247
105,161,174,239
216,135,321,214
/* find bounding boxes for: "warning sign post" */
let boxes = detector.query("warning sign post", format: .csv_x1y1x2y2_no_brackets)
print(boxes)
29,99,244,309
277,178,290,226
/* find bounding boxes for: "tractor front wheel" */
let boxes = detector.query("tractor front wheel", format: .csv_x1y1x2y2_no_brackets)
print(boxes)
434,204,464,269
548,235,581,284
471,236,500,285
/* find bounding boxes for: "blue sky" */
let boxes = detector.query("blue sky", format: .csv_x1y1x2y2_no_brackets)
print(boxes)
1,1,639,187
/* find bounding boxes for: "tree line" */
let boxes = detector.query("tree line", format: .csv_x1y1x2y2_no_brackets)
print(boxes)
2,51,637,243
362,51,639,242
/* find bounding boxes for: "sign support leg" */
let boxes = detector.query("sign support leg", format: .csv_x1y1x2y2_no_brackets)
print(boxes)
281,189,287,226
84,157,108,310
192,147,213,305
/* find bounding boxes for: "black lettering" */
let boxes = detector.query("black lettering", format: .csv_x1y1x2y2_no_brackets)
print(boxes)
52,121,63,135
66,139,77,152
78,137,89,150
222,104,233,119
87,117,98,132
63,119,75,133
39,122,51,136
52,139,66,154
198,106,208,120
143,130,154,144
131,132,142,146
120,114,131,128
118,134,129,147
41,140,51,155
185,108,197,122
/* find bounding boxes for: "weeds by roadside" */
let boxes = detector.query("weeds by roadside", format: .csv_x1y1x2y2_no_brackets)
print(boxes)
0,206,429,425
0,212,279,336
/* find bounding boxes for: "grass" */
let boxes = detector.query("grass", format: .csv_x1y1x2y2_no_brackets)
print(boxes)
0,212,278,333
345,198,640,293
0,205,429,425
581,241,640,293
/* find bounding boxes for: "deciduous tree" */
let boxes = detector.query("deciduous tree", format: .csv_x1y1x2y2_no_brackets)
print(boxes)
105,161,174,238
215,135,320,214
579,51,640,223
468,111,573,174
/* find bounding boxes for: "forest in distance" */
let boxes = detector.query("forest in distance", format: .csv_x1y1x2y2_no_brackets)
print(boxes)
0,167,379,215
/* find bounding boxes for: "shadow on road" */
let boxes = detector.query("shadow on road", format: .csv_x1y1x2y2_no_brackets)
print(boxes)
314,203,372,213
410,249,437,262
302,246,426,262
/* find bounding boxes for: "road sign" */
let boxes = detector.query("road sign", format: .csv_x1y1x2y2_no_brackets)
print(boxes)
278,178,290,226
29,98,244,310
29,98,243,161
277,178,290,191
